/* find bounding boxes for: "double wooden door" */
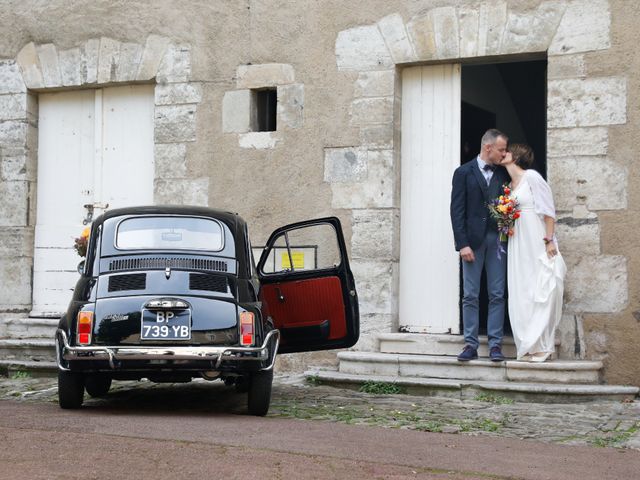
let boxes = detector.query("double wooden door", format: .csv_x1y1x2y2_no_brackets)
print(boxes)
32,85,154,316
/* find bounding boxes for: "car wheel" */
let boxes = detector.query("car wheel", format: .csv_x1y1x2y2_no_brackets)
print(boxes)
247,368,273,416
85,374,112,398
58,370,85,409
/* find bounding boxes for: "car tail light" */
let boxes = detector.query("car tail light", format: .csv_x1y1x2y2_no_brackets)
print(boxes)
77,311,93,345
239,311,254,346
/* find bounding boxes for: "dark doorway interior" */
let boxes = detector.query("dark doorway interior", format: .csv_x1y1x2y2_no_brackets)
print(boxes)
459,59,547,337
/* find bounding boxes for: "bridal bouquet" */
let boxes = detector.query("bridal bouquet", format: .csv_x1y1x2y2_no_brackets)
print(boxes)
488,184,521,243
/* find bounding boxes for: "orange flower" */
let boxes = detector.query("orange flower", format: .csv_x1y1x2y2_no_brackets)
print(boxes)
74,227,90,257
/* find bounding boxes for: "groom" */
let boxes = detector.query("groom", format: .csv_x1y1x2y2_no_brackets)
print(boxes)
450,129,509,362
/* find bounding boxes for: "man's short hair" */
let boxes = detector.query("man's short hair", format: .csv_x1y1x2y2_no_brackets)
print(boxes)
481,128,508,147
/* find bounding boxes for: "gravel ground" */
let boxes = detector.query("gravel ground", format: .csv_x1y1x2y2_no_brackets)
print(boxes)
1,372,638,450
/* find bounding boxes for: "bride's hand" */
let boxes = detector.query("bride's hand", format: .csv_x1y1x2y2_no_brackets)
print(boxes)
546,242,557,258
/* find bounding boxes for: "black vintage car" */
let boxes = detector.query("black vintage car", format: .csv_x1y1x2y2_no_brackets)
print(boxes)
55,206,359,415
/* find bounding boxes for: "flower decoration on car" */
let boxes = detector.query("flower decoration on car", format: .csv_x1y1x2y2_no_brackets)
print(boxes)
73,226,90,257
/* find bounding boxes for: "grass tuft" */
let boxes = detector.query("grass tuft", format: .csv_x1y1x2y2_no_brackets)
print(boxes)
359,381,406,395
474,392,515,405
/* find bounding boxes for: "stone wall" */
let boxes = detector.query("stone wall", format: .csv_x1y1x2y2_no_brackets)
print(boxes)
0,60,34,312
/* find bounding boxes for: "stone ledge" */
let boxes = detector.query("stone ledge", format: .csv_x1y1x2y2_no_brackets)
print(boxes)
0,339,56,347
306,370,639,403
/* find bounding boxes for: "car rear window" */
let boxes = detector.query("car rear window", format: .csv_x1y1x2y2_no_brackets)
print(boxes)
116,217,224,251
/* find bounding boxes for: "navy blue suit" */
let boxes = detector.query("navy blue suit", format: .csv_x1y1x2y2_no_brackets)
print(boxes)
450,160,510,251
450,158,509,351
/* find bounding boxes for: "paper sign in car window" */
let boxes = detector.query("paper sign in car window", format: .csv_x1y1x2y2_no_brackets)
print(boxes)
281,251,305,270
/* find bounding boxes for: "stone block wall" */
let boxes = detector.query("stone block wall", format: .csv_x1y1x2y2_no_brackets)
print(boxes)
0,59,34,312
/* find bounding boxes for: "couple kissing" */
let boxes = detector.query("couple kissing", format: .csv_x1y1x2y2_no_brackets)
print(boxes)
450,129,566,363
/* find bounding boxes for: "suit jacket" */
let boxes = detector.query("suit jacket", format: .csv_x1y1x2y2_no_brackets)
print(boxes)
450,159,510,251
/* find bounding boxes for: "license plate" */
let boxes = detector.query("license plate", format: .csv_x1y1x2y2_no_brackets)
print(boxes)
141,309,191,340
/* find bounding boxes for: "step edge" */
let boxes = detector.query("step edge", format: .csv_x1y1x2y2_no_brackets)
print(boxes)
0,339,56,347
339,351,600,370
307,370,639,395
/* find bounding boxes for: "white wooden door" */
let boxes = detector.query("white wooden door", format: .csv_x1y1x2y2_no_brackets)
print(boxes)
32,85,154,317
399,65,461,333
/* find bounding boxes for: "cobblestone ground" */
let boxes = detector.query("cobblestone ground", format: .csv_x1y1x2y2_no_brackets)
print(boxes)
2,372,638,450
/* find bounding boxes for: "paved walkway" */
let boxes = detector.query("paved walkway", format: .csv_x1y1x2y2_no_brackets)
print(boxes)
1,373,638,450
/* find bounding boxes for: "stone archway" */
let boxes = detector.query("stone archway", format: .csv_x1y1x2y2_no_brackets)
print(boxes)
328,0,628,359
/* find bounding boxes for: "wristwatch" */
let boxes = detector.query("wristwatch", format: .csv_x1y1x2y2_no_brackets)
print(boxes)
543,237,552,245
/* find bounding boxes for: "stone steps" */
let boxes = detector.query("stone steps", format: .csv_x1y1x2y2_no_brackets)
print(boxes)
0,339,57,363
306,370,640,403
312,332,640,403
378,333,560,359
0,316,58,375
0,359,57,377
338,351,602,384
0,317,58,339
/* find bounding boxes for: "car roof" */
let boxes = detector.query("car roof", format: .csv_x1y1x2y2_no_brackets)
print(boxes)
94,205,243,229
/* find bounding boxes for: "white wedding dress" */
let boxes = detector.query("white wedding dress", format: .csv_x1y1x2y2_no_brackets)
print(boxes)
508,169,567,360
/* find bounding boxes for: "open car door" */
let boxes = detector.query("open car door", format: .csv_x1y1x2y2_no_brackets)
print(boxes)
257,217,359,354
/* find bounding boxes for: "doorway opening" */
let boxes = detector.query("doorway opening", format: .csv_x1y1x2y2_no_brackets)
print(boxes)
459,59,547,336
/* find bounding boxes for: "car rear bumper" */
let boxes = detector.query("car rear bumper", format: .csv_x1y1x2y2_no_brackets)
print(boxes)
56,328,279,372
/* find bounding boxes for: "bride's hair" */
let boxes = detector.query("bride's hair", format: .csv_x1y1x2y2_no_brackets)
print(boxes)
509,144,534,169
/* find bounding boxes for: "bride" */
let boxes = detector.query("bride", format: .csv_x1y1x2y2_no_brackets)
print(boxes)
501,144,566,362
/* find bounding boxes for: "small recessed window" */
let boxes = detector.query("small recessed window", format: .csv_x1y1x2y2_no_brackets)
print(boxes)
252,88,277,132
